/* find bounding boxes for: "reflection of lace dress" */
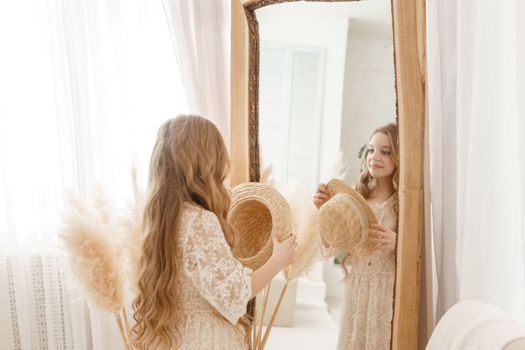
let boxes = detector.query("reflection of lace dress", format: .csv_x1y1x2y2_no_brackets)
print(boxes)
175,204,252,350
324,194,397,350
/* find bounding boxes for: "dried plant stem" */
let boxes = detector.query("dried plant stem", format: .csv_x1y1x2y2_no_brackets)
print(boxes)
251,302,257,349
121,306,132,346
115,312,131,350
255,282,272,349
259,281,289,350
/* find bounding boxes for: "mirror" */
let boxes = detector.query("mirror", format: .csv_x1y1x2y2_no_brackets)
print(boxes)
257,0,396,192
256,0,397,348
231,0,426,348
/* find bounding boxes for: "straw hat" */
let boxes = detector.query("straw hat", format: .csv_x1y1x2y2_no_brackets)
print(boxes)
318,179,377,255
228,182,292,270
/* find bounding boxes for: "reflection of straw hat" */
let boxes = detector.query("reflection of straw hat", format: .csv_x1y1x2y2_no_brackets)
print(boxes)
319,179,377,255
228,183,292,270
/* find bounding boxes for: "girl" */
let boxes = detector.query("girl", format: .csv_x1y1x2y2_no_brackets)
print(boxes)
132,115,296,350
313,123,399,350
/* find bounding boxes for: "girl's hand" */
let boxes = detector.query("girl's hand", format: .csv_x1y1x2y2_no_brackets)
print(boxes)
270,234,297,269
313,183,331,209
368,223,397,251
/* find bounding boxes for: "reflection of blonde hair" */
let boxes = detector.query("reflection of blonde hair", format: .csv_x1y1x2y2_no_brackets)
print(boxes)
355,122,399,211
341,122,399,279
131,115,247,349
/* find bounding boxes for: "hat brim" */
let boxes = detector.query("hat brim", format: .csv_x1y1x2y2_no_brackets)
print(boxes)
228,182,292,270
325,179,378,255
319,193,367,254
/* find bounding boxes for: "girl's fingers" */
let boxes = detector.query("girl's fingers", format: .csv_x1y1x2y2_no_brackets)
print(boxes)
371,239,395,250
369,223,388,231
313,192,330,208
317,183,327,191
369,230,389,238
315,184,329,196
369,229,396,238
368,237,391,243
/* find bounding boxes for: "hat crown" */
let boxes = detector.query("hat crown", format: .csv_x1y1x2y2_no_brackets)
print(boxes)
319,179,377,255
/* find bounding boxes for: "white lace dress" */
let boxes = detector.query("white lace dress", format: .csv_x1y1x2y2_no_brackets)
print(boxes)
324,194,397,350
175,204,252,350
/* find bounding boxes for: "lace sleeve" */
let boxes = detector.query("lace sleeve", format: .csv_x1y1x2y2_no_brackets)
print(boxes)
182,209,252,324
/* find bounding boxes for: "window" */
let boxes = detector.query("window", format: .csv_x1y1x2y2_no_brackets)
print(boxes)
259,42,325,190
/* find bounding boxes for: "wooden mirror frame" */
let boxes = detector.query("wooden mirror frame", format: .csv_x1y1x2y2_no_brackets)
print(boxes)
230,0,426,349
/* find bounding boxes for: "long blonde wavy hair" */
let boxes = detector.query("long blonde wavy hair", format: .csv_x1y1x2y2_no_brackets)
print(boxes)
341,122,399,279
131,115,246,349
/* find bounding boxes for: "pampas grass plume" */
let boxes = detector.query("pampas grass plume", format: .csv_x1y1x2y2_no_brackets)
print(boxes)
260,163,276,187
323,150,348,183
60,191,124,313
283,187,320,281
258,163,321,282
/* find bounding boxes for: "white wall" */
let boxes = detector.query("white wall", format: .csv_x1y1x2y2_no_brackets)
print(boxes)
340,17,396,184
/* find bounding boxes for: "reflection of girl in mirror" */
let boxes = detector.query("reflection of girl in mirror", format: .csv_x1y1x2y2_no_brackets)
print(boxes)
131,115,297,350
313,123,399,350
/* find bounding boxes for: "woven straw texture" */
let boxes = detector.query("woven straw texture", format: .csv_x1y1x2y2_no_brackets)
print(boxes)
326,179,377,225
319,179,378,255
228,183,292,270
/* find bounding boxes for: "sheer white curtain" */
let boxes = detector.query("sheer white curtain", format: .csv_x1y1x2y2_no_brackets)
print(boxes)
427,0,525,329
162,0,231,144
0,0,187,348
